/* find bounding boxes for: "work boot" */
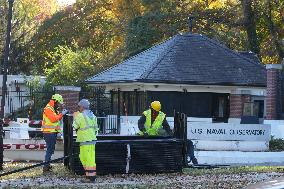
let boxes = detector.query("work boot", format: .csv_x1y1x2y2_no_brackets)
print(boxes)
80,178,91,183
46,165,53,170
90,176,96,182
191,157,198,165
81,178,96,183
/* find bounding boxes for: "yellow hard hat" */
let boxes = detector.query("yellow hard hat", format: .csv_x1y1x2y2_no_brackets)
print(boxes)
52,94,63,104
151,101,161,112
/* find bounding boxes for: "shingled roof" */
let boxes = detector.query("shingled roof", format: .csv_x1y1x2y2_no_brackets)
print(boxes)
87,33,266,87
238,51,262,65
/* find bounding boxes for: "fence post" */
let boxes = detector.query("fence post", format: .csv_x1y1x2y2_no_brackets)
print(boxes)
174,112,188,167
181,113,188,167
63,115,74,169
0,119,3,171
117,89,121,134
63,115,69,167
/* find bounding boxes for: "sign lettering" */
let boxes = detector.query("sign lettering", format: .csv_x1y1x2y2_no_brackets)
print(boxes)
2,144,46,150
188,123,271,141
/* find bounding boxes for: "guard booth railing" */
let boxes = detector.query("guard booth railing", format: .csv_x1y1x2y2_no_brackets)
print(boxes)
63,112,188,175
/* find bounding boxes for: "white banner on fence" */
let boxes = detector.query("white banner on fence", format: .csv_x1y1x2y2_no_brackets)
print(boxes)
188,123,271,141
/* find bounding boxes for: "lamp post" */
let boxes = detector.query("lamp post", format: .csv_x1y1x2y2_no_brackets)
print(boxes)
0,0,14,170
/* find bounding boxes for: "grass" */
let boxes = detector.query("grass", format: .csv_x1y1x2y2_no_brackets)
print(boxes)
0,162,77,180
2,163,284,180
1,163,284,189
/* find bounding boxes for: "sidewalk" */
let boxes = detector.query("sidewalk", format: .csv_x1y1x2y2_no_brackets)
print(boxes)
196,151,284,165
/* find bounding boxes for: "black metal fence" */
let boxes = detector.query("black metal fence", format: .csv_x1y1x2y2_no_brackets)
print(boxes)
63,113,186,175
1,87,54,120
2,86,120,134
80,87,119,134
2,86,111,120
79,87,112,116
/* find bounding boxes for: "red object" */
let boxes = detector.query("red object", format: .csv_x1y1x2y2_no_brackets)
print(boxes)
29,120,42,126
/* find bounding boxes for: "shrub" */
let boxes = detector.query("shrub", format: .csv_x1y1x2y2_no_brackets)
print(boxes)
269,137,284,152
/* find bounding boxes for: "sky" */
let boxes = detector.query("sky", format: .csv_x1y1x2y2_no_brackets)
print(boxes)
57,0,76,6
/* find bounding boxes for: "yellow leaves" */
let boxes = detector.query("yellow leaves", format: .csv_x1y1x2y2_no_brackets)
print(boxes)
206,0,238,9
262,56,279,64
207,0,226,9
111,0,143,20
260,37,281,64
105,10,116,19
15,0,58,23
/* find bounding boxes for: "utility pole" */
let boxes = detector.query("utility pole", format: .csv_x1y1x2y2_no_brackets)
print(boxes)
0,0,14,170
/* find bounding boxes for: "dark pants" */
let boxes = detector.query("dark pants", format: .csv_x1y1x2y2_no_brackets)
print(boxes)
43,133,57,167
187,140,195,159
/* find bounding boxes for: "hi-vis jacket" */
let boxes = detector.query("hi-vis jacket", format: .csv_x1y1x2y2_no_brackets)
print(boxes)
73,110,98,143
42,100,63,133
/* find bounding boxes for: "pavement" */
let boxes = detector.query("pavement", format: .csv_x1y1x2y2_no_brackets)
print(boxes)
246,176,284,189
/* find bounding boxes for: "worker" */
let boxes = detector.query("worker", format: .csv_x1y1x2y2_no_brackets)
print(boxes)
42,94,68,173
138,101,172,136
73,99,98,182
138,101,198,165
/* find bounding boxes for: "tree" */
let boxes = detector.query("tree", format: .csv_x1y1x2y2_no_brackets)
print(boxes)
124,0,240,57
45,46,98,86
240,0,260,55
0,0,58,74
4,0,282,78
124,0,283,64
31,0,125,74
255,0,284,63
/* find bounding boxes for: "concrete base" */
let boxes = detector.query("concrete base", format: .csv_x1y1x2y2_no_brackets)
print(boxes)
196,151,284,165
193,140,269,151
3,139,64,161
264,120,284,139
228,118,241,124
4,150,63,161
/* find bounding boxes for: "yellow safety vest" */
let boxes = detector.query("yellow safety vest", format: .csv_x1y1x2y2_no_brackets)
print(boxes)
73,112,98,143
42,104,61,133
142,109,165,136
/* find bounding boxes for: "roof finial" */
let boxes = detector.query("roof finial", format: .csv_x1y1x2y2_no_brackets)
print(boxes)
188,15,195,33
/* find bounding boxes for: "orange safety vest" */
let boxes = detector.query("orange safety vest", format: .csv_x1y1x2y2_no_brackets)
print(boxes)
42,104,61,133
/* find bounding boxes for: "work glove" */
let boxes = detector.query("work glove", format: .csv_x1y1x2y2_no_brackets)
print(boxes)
158,128,170,136
94,128,99,135
57,133,63,140
62,109,69,115
143,132,149,137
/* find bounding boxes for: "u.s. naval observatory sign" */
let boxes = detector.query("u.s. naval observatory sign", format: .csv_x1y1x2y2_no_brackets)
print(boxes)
188,123,271,141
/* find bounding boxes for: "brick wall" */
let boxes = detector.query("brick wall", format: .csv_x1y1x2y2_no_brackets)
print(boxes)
54,86,81,114
266,64,282,120
229,94,242,118
229,94,251,118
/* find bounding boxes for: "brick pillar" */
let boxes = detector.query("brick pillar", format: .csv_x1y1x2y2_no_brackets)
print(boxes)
265,64,282,120
229,90,251,118
54,86,81,114
229,94,242,118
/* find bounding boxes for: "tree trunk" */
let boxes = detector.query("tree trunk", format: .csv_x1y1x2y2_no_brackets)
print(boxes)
241,0,260,55
265,1,284,62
